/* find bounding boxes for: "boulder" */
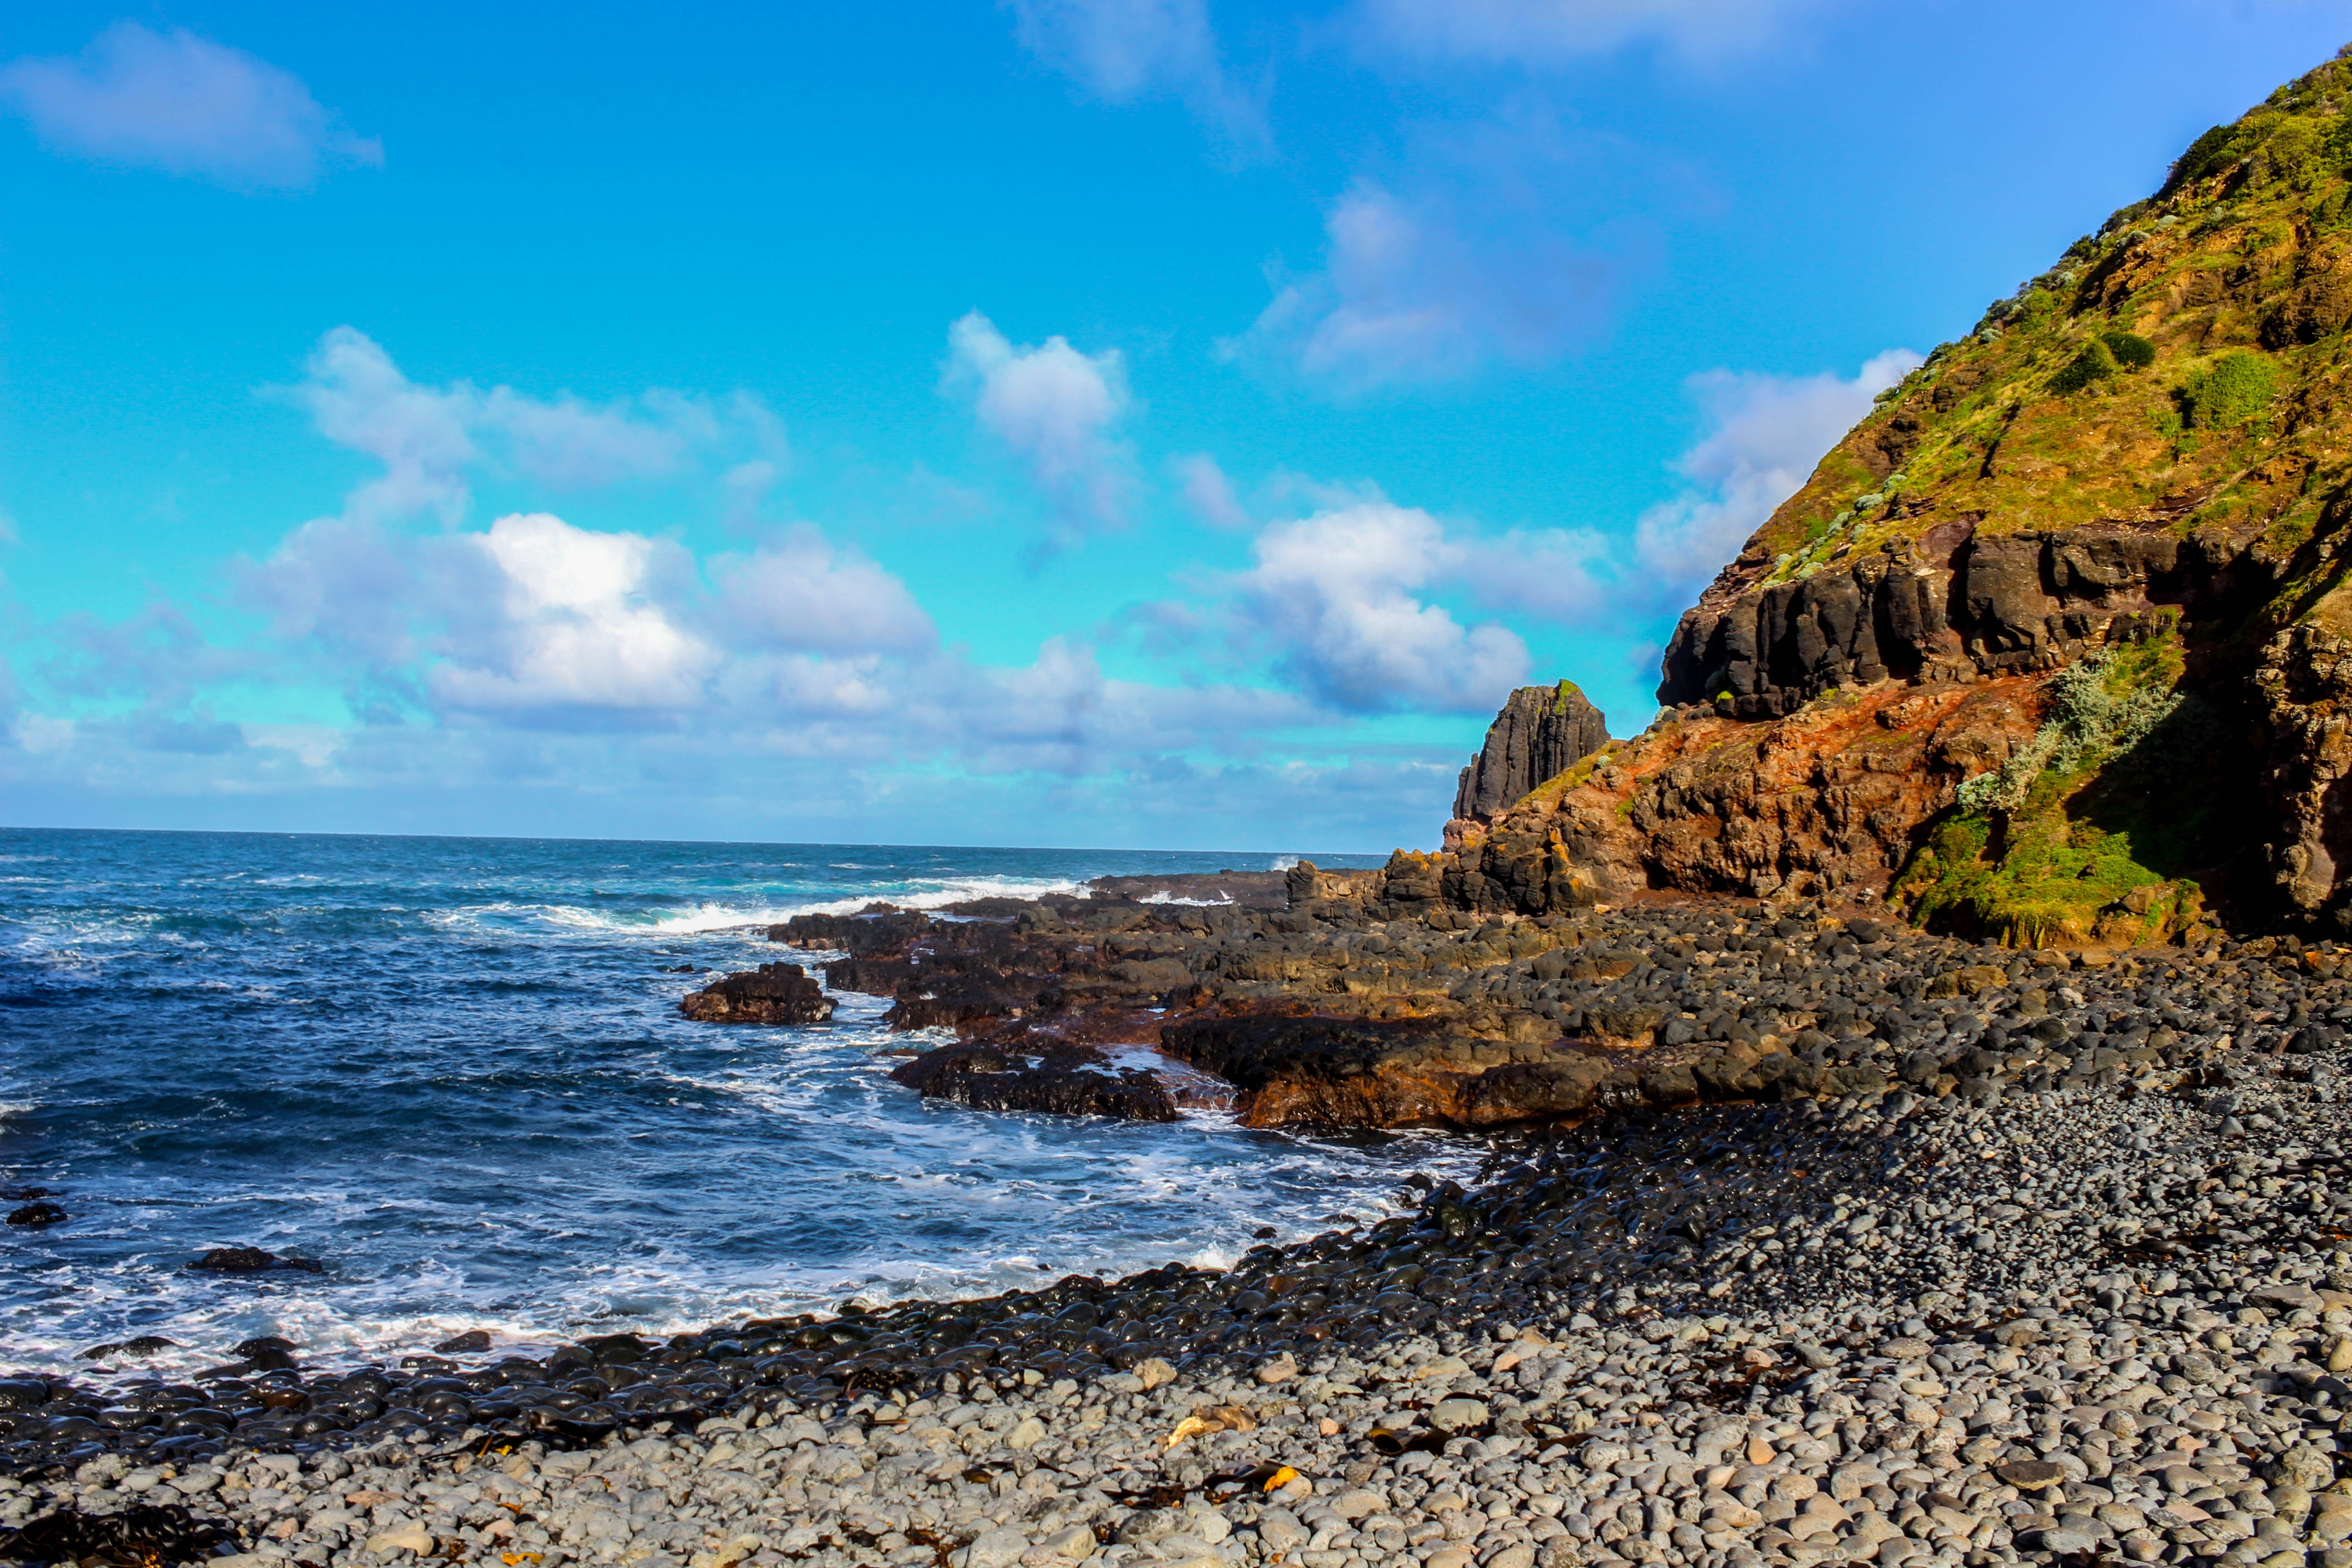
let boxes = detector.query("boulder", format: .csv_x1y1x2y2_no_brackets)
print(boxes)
680,962,837,1025
887,1041,1181,1121
186,1247,323,1274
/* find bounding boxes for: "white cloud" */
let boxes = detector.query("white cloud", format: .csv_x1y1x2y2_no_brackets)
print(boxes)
431,514,715,717
284,327,782,524
1008,0,1265,148
1230,110,1628,391
1633,348,1919,591
943,312,1135,540
291,329,479,524
0,22,380,191
1351,0,1829,67
1173,453,1250,529
240,514,424,666
1458,525,1615,622
242,723,344,769
715,528,936,655
1236,501,1528,713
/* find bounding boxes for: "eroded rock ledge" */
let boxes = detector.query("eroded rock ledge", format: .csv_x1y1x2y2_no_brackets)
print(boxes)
1656,519,2252,720
677,885,2343,1142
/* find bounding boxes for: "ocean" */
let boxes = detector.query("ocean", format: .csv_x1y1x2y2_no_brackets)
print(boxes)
0,828,1482,1378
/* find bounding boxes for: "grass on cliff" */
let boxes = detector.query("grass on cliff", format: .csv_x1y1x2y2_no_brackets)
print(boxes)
1895,637,2248,947
1740,48,2352,588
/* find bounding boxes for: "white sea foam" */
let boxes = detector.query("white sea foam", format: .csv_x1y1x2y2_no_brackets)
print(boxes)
429,875,1089,942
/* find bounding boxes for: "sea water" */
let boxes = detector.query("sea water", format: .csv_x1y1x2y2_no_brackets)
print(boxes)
0,828,1480,1376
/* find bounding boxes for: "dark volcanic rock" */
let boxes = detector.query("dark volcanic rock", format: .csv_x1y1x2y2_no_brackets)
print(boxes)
76,1335,176,1361
5,1201,66,1227
1083,870,1290,909
889,1040,1181,1121
679,961,837,1024
1655,522,2238,716
187,1247,323,1274
1453,680,1610,821
769,908,932,957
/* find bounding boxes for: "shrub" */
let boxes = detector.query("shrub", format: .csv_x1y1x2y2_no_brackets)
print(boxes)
2253,118,2324,191
2168,122,2244,191
1954,652,2182,816
2099,330,2156,369
2181,350,2279,430
2052,337,2119,394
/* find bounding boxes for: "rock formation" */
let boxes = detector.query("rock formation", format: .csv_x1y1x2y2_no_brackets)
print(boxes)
1421,52,2352,944
1451,681,1609,820
678,962,837,1024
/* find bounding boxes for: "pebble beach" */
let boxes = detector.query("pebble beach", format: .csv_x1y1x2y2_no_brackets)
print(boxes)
11,915,2352,1568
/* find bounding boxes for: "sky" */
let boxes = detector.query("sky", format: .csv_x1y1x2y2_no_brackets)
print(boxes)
1,1,2345,853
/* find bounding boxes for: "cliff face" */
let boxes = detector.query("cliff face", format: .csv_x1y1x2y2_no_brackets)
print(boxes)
1417,51,2352,945
1451,681,1610,820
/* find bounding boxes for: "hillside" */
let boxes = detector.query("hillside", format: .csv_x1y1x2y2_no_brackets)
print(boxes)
1406,48,2352,949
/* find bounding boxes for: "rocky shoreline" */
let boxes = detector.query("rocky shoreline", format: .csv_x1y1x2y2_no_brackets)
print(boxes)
8,873,2352,1568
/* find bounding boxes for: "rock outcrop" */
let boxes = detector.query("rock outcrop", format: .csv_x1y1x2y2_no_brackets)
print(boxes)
1451,681,1609,819
678,962,837,1024
1656,522,2240,718
887,1040,1182,1121
1411,51,2352,941
1407,677,2047,914
2258,583,2352,921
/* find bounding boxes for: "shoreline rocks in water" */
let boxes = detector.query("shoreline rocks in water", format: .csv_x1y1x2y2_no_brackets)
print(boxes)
10,1005,2352,1568
680,962,838,1025
703,888,2299,1139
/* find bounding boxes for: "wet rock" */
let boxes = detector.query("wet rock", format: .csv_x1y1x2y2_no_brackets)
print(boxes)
679,961,837,1024
5,1200,67,1227
888,1040,1180,1121
186,1246,323,1274
76,1336,176,1361
432,1329,492,1354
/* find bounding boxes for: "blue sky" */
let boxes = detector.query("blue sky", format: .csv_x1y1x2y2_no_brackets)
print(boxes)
0,0,2343,853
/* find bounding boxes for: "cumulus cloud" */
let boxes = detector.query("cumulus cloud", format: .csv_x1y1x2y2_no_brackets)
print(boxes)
1231,110,1637,391
0,22,380,190
1633,348,1920,593
430,514,715,719
716,528,936,655
1173,453,1251,529
1350,0,1831,66
1235,501,1528,713
286,328,782,525
943,312,1135,542
1459,525,1616,622
1007,0,1265,149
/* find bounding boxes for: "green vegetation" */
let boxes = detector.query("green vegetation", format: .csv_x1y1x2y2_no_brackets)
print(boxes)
2100,329,2156,369
1735,49,2352,585
2181,350,2278,430
1953,649,2181,814
2051,338,2119,395
1897,633,2239,948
